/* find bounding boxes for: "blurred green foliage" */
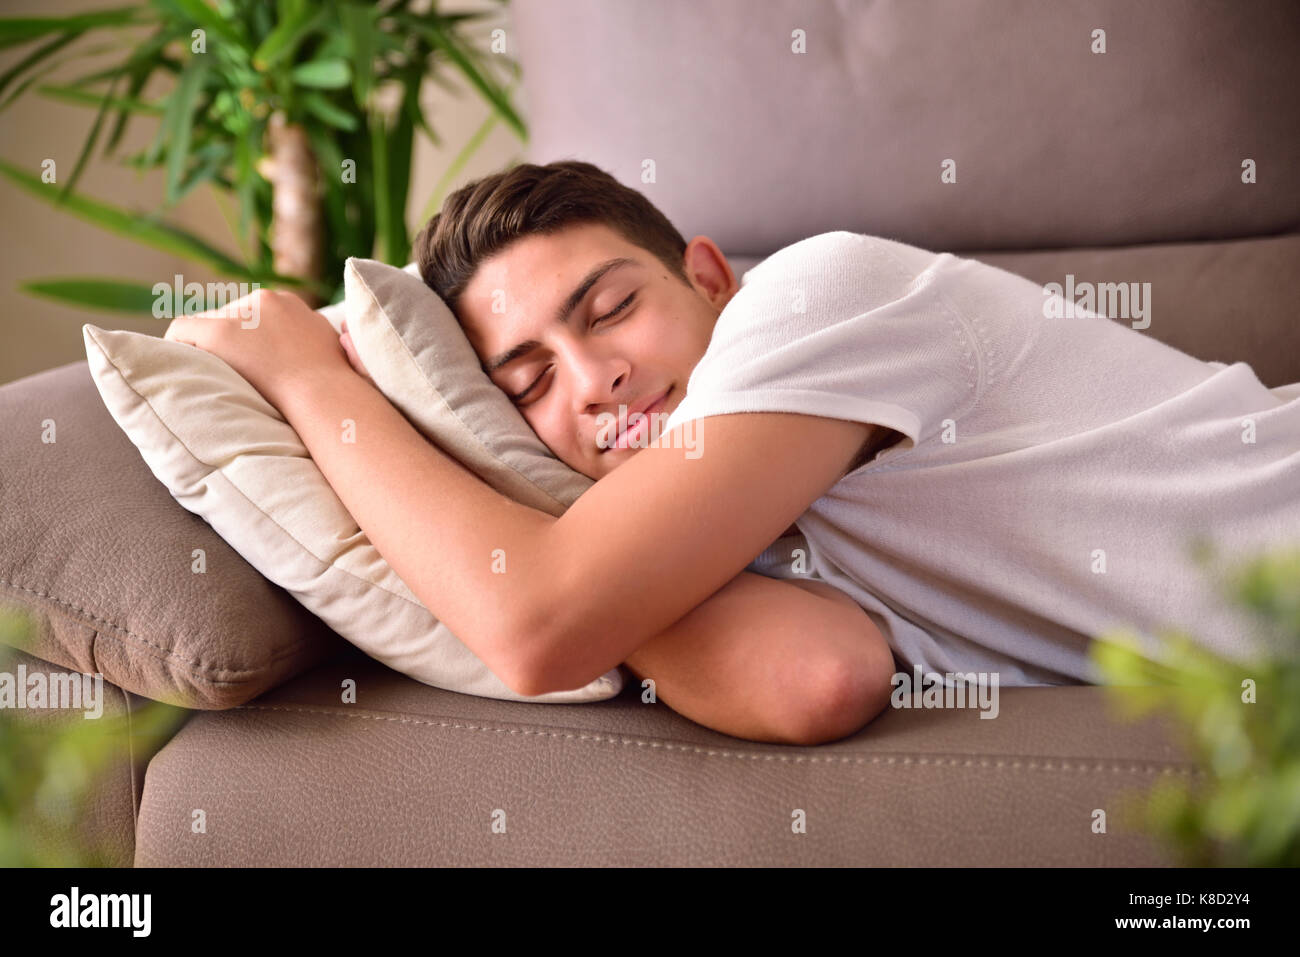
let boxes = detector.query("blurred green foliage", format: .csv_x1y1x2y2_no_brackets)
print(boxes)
1091,547,1300,866
0,606,189,867
0,0,525,309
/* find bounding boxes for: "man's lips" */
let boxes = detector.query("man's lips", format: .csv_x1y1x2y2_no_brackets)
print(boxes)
604,387,671,451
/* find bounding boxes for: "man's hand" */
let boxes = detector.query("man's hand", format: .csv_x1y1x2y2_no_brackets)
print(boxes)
338,318,373,385
163,288,354,411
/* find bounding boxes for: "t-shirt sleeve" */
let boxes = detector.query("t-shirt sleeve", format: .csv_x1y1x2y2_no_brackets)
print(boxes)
661,231,985,451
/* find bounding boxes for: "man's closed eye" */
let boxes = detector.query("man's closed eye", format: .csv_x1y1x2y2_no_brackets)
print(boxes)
507,292,638,404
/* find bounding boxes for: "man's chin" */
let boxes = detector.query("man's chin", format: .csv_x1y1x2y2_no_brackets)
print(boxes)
590,443,636,478
593,447,619,474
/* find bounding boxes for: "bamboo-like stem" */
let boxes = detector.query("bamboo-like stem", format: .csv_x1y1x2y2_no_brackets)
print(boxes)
256,110,325,307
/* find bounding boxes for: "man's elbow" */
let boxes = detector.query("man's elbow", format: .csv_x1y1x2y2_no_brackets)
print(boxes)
499,655,579,699
492,608,568,698
503,633,582,698
502,664,546,698
493,563,596,697
501,613,606,697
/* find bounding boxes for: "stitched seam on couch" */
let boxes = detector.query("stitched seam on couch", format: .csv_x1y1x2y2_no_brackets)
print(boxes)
0,577,309,684
232,704,1204,774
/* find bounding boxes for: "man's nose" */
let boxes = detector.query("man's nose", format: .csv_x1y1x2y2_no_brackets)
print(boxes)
569,350,631,412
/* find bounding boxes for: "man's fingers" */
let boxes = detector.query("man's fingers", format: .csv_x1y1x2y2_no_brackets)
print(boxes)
163,317,191,344
164,313,227,346
163,294,261,344
339,329,371,381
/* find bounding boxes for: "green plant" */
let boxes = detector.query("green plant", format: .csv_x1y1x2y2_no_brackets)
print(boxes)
1090,546,1300,866
0,606,189,867
0,0,526,310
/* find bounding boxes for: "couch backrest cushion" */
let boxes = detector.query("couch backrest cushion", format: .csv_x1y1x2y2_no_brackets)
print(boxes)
510,0,1300,253
0,361,346,710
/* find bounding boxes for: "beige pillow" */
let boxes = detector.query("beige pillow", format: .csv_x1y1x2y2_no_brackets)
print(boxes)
81,312,621,704
335,258,595,513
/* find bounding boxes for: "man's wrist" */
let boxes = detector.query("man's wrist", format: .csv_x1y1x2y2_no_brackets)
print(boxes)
274,363,368,426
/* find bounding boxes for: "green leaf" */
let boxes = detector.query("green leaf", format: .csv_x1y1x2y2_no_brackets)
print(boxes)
63,27,183,92
18,277,162,314
435,12,501,27
0,6,146,52
234,122,256,251
386,109,413,265
0,30,80,103
162,57,210,205
207,178,252,260
339,2,373,107
419,94,504,223
58,69,125,202
290,58,350,89
175,139,233,202
0,155,259,278
248,0,273,44
252,5,322,70
424,66,465,101
105,26,182,151
369,28,407,58
399,61,439,147
158,0,247,49
301,91,357,131
399,14,525,139
143,57,193,169
35,83,164,115
105,67,158,152
312,29,349,62
0,39,124,113
303,123,361,260
370,114,391,261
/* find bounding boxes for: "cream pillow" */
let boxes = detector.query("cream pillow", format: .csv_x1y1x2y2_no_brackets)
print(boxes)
81,313,622,704
335,258,595,512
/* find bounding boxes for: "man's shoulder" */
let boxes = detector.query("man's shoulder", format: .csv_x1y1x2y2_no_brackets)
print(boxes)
741,231,942,285
744,230,864,277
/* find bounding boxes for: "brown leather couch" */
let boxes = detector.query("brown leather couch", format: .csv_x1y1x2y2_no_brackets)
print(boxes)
3,0,1297,866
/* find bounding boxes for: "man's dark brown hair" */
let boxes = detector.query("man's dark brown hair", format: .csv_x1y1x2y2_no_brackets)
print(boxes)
412,159,692,320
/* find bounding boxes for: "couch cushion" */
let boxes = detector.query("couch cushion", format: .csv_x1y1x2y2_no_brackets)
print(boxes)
966,232,1300,388
0,361,345,710
133,641,1197,865
512,0,1300,254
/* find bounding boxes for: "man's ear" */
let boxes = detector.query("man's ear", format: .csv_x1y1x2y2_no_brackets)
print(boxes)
682,236,738,307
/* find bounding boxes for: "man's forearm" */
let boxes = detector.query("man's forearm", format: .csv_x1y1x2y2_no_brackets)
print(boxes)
277,366,559,689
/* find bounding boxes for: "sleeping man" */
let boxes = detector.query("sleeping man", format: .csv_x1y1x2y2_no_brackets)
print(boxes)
169,160,1300,746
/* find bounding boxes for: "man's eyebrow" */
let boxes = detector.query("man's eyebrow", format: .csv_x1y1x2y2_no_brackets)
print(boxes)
483,257,639,374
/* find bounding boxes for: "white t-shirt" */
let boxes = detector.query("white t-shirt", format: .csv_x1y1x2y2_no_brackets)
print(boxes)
662,231,1300,686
